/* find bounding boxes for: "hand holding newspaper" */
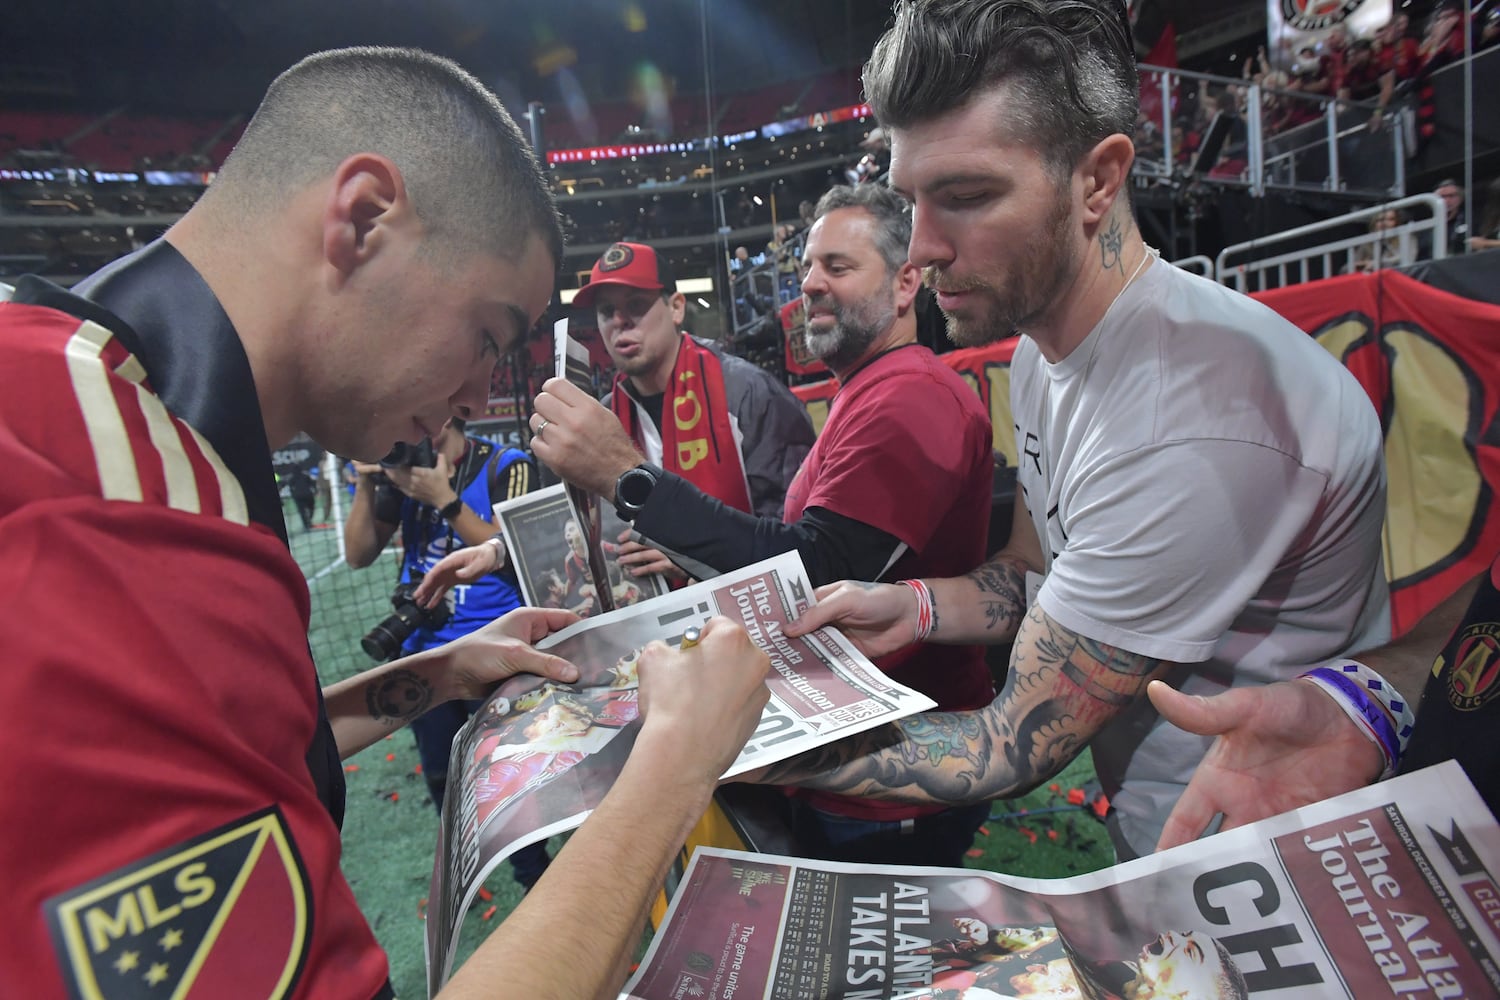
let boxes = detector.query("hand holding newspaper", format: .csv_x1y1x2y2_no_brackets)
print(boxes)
425,551,938,993
551,317,618,614
625,760,1500,1000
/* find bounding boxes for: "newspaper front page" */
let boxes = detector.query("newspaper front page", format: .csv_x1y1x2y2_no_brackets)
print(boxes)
426,551,938,993
625,761,1500,999
495,482,667,616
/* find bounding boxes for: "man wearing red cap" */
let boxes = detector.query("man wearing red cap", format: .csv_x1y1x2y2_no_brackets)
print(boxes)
573,241,814,533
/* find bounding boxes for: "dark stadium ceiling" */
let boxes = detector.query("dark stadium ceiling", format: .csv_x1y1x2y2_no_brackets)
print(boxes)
0,0,1266,117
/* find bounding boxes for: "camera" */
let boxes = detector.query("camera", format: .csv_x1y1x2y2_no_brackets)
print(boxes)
361,573,452,661
378,438,438,469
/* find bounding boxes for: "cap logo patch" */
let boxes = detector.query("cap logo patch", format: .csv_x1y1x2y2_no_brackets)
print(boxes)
45,807,310,1000
599,244,635,272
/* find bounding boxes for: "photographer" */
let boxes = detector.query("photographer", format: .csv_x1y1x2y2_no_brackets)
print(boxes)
343,416,549,884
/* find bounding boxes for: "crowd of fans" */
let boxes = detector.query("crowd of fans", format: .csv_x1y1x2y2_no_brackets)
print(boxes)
1133,2,1499,185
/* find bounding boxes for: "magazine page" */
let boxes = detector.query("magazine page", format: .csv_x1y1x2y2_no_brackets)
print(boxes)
426,551,938,994
623,760,1500,999
495,482,667,617
552,316,616,613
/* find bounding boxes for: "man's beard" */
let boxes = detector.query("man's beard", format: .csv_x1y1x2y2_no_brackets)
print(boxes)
803,291,896,371
924,186,1078,347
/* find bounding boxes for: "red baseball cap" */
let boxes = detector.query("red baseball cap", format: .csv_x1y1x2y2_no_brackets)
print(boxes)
573,242,677,309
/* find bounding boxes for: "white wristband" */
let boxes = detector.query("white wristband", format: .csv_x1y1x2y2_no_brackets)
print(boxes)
485,536,507,572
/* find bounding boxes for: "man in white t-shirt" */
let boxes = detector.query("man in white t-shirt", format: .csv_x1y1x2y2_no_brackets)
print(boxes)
762,0,1388,858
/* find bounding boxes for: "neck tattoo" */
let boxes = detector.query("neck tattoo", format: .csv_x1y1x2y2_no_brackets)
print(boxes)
1102,241,1158,321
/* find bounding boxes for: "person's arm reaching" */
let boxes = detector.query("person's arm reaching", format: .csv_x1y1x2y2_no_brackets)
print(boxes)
439,617,771,999
755,599,1170,806
784,492,1045,656
342,461,399,567
1149,572,1483,851
322,607,581,758
530,377,902,586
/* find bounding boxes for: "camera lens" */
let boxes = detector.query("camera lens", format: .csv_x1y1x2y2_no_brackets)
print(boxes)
360,578,451,661
378,442,412,469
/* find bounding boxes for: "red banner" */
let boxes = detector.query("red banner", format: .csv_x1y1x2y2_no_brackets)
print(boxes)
791,270,1500,635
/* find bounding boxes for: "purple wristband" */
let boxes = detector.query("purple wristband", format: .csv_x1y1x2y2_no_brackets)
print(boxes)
1302,666,1400,778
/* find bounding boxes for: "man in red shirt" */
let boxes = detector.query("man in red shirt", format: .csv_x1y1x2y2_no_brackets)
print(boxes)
531,183,996,867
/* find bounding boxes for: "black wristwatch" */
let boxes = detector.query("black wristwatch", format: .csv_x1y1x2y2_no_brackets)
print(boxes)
613,464,661,522
438,497,465,521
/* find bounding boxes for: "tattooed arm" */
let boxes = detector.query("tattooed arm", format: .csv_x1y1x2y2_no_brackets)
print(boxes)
321,608,581,759
786,492,1045,656
763,601,1171,803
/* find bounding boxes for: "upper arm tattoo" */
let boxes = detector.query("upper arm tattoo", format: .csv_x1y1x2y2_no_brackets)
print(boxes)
757,604,1166,806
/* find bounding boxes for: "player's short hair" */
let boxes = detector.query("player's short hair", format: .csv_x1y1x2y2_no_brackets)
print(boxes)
212,46,562,269
863,0,1138,178
812,184,912,275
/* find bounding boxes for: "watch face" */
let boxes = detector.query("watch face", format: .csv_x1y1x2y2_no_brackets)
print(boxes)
618,467,655,509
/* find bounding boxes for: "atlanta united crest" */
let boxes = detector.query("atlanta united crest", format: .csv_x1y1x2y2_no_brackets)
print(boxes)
45,808,310,1000
599,243,635,271
1447,622,1500,712
1281,0,1367,32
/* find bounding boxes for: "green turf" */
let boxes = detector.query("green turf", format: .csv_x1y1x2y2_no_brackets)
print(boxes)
288,499,1118,998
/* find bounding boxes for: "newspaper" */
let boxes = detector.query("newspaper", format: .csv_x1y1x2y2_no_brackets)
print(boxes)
494,482,667,616
624,760,1500,1000
551,317,617,613
426,551,938,993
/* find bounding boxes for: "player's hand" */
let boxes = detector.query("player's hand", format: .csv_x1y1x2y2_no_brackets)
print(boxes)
436,608,581,702
634,616,771,782
782,580,919,659
414,542,503,608
530,378,643,499
1149,678,1385,852
615,537,688,583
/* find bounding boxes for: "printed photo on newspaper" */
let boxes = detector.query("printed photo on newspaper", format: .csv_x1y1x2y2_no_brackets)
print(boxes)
494,482,667,617
551,316,617,613
624,760,1500,1000
425,551,938,994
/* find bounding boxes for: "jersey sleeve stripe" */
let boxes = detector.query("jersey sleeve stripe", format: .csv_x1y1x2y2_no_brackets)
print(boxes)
64,321,143,503
133,379,203,514
66,318,250,525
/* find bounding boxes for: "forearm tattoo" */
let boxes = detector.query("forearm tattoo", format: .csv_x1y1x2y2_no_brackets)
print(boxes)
365,668,434,724
758,605,1161,806
965,557,1027,638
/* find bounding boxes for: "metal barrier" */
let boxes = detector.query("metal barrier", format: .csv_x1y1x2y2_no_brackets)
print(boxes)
1133,65,1404,201
1171,255,1215,279
1215,194,1447,294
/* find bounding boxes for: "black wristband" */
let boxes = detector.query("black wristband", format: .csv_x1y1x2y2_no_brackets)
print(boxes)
438,497,465,521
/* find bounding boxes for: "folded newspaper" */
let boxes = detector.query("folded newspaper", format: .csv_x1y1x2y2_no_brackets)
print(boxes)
425,551,938,993
551,316,618,613
624,760,1500,999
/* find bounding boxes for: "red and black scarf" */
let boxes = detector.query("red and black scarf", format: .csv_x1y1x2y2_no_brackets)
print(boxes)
610,336,752,513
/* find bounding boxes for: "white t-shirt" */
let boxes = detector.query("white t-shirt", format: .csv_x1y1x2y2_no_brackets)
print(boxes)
1011,259,1390,856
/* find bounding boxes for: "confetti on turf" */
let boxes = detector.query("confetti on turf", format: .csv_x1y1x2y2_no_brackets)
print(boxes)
481,905,497,921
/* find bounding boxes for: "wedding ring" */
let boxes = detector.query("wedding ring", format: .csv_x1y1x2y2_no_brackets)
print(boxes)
679,626,702,650
535,417,549,435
